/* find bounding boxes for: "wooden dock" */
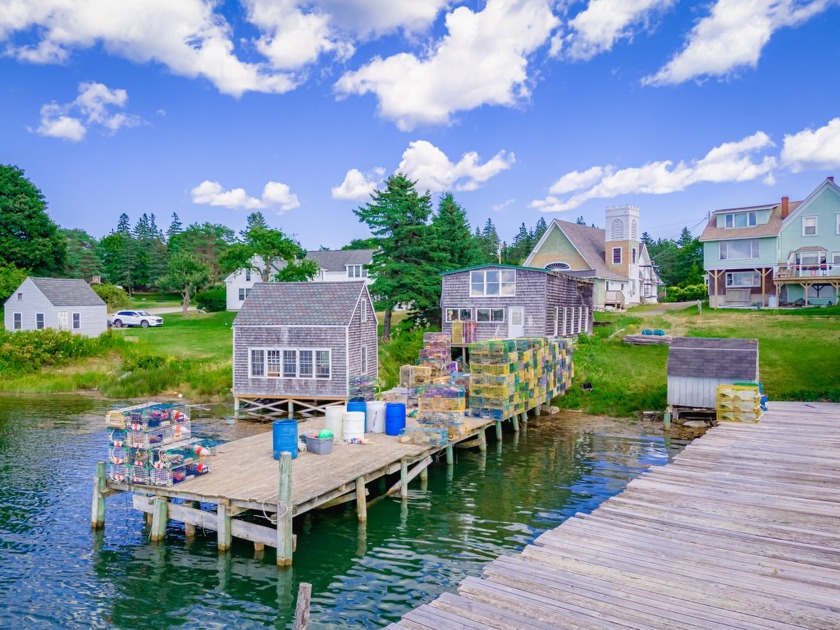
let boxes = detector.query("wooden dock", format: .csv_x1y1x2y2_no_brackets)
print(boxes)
389,401,840,630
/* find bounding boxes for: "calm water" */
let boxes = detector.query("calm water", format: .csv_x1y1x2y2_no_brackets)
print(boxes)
0,395,673,629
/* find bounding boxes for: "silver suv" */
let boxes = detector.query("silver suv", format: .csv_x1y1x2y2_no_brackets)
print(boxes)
111,310,164,328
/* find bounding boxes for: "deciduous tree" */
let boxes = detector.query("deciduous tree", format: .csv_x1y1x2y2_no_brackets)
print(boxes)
159,253,209,315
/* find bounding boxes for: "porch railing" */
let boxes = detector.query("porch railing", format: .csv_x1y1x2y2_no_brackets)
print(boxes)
773,263,840,279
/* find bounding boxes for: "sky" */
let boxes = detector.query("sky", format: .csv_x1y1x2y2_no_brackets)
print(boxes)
2,0,840,250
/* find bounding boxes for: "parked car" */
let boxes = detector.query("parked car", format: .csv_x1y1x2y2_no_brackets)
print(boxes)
110,310,164,328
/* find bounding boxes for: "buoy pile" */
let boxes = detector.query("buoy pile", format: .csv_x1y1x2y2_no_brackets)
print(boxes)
105,402,213,486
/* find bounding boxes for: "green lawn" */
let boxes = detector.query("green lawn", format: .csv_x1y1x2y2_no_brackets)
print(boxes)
111,310,235,359
127,291,185,309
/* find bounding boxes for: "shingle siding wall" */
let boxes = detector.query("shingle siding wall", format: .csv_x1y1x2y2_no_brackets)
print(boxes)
233,326,348,397
544,273,594,336
347,290,379,385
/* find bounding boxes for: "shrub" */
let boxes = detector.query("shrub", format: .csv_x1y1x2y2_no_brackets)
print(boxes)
196,286,227,312
0,328,102,373
92,284,130,309
664,284,707,302
0,261,28,303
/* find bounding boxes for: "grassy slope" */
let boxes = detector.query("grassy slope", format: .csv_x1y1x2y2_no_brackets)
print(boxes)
127,291,184,310
115,311,236,359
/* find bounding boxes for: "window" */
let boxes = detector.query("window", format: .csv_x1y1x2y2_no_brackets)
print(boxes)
13,313,21,330
445,308,472,322
632,248,637,264
470,269,515,297
361,346,368,374
726,271,760,287
836,214,840,235
630,280,636,294
238,288,251,301
631,219,638,240
612,247,622,264
724,212,757,228
36,313,45,329
833,252,840,265
72,313,80,329
299,350,313,378
545,262,570,271
250,350,265,377
347,264,368,278
315,350,331,379
266,350,282,377
17,292,22,301
245,269,251,282
719,239,759,260
282,350,297,378
803,216,817,236
475,308,505,322
361,298,368,323
610,219,623,240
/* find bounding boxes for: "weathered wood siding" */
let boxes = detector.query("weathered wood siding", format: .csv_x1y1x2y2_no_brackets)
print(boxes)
347,289,379,385
233,326,348,397
545,273,594,336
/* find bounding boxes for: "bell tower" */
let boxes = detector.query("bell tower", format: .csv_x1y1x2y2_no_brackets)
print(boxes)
605,205,640,277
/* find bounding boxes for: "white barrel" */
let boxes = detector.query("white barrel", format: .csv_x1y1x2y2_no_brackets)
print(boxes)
343,412,365,442
366,401,387,433
325,405,345,437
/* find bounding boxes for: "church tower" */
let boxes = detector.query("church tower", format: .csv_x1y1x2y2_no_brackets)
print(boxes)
604,205,640,279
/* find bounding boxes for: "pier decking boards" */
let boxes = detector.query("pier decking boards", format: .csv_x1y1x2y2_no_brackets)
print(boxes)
389,401,840,630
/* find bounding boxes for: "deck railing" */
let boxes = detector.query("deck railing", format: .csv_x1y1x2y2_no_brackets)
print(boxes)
773,263,840,279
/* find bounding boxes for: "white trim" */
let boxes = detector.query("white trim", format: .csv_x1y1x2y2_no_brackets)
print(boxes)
36,312,45,329
802,215,818,237
836,213,840,235
524,220,591,268
469,268,516,297
782,178,840,227
444,307,473,322
361,346,368,375
725,271,761,288
248,347,332,380
475,307,505,323
234,324,348,328
13,312,22,330
544,261,571,270
612,247,622,264
72,312,81,329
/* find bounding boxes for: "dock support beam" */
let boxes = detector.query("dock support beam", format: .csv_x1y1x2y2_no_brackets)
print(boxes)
185,500,200,538
512,415,520,433
91,461,106,531
355,476,367,522
445,444,454,465
478,428,487,453
495,420,502,441
520,412,528,429
217,499,231,551
234,397,240,419
400,459,409,499
277,452,293,565
419,467,428,482
150,497,169,543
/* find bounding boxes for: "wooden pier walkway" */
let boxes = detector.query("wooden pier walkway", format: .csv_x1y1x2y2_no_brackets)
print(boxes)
389,401,840,630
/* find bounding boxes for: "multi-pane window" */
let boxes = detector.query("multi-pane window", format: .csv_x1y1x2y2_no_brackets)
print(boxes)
803,216,817,236
72,313,80,329
36,313,45,329
299,350,313,378
726,272,760,287
267,350,283,377
445,308,472,322
347,265,368,278
470,269,515,297
283,350,297,377
315,351,330,378
833,252,840,265
250,350,265,377
612,247,622,264
238,288,251,301
545,262,570,271
724,212,757,228
361,346,368,374
719,239,759,260
475,308,504,322
13,313,21,330
611,219,623,239
250,348,331,379
245,269,251,282
361,298,368,322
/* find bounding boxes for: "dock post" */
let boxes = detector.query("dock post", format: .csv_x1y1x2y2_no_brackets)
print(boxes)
295,582,312,630
419,467,428,482
663,410,672,431
355,476,367,522
512,415,520,433
277,452,293,565
536,404,542,416
445,443,454,466
521,411,528,429
478,428,487,453
185,500,200,538
495,420,502,441
91,461,107,531
217,499,231,552
150,497,169,543
400,459,409,500
234,397,240,419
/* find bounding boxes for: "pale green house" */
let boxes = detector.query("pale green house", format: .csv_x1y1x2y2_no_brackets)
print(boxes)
699,178,840,307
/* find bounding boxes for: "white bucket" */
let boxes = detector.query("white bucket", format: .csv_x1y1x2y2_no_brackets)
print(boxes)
325,405,345,438
366,401,387,433
343,411,365,442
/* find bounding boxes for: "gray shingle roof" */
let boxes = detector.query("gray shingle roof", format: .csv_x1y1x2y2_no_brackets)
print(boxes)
305,249,375,272
552,220,627,281
29,277,106,307
698,202,801,242
668,337,759,380
233,281,368,326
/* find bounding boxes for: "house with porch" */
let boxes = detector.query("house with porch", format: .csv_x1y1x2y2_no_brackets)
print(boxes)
524,205,661,309
700,177,840,308
440,264,594,342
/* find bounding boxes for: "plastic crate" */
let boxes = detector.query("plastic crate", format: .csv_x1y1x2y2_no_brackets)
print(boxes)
304,434,333,455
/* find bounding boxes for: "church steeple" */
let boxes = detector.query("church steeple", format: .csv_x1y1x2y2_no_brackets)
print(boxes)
605,205,640,276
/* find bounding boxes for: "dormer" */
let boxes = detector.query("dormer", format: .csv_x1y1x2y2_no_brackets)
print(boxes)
715,205,774,229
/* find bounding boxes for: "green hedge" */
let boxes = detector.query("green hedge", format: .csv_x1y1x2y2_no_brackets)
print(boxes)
196,287,227,312
664,283,707,302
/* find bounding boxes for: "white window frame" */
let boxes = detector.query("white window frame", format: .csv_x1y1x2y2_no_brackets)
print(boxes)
13,313,22,330
612,247,622,264
36,313,45,329
803,216,818,237
545,262,570,271
832,252,840,265
361,346,368,375
610,219,623,240
245,269,251,282
72,312,81,329
469,269,516,297
250,349,265,377
631,219,638,240
724,211,757,228
361,297,368,323
719,239,760,260
725,271,760,288
347,264,368,278
475,308,505,323
250,347,332,380
445,308,473,322
17,292,22,301
836,213,840,235
238,287,251,301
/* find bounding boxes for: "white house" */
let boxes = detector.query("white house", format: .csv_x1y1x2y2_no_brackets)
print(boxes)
4,277,108,337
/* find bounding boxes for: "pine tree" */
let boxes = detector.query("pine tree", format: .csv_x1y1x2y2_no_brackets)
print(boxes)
116,213,131,235
429,193,483,274
480,219,500,263
167,213,183,240
640,231,653,246
534,217,548,241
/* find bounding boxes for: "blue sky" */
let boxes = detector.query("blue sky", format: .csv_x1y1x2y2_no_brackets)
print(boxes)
2,0,840,249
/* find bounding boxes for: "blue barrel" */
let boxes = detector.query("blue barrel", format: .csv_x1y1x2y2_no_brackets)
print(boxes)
385,403,406,436
347,400,367,431
273,420,298,460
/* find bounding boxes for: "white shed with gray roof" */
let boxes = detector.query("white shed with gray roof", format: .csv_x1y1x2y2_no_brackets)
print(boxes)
4,277,107,337
233,281,377,410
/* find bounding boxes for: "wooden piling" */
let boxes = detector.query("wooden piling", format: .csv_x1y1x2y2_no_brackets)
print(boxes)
445,443,454,465
355,476,367,522
520,411,528,429
419,467,428,482
150,497,168,543
90,461,106,531
185,500,200,538
294,582,312,630
495,420,502,441
477,428,487,453
277,452,293,565
400,459,409,499
217,499,231,551
512,414,520,433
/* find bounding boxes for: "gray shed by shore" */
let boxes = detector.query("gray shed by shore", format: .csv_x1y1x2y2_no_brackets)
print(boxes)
3,277,107,337
667,337,759,409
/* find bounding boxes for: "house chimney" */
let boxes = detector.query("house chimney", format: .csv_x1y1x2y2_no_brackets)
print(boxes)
781,196,789,219
829,176,835,182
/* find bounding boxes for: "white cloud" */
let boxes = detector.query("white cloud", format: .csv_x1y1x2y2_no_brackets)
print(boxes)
317,0,447,38
643,0,833,86
191,180,300,212
331,167,384,200
34,82,142,141
531,131,776,211
398,140,515,192
781,118,840,172
560,0,675,60
335,0,559,130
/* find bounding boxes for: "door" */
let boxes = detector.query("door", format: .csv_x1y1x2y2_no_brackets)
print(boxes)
57,311,69,330
508,306,524,338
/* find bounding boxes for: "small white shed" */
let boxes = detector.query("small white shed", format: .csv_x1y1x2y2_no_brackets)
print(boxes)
4,277,108,337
